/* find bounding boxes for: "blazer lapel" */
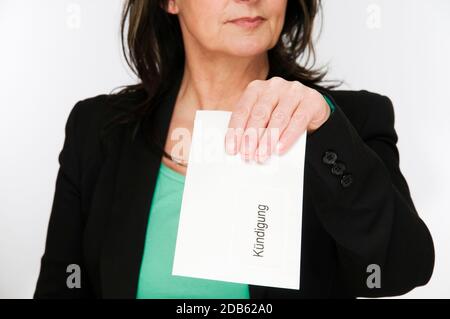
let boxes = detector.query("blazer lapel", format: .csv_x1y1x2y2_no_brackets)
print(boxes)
99,67,182,298
100,65,272,299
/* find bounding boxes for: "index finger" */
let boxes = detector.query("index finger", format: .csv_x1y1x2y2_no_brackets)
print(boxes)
224,82,261,154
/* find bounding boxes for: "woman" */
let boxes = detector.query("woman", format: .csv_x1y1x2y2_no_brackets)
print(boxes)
34,0,434,298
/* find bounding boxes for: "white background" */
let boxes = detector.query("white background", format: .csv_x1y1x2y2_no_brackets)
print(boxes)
0,0,449,298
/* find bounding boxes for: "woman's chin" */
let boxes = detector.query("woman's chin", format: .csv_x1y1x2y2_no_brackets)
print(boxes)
223,42,271,57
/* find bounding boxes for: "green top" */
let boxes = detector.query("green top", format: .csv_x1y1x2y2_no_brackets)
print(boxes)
323,94,335,113
136,95,335,299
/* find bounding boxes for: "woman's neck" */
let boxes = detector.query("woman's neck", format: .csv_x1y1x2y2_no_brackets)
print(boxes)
177,52,270,113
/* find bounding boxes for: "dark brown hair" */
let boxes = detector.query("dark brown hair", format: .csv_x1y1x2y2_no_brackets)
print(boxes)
108,0,335,143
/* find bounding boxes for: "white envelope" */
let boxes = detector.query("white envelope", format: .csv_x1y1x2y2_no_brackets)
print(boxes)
172,110,306,290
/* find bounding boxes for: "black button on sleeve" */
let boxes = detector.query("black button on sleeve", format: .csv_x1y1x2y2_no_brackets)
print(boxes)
340,174,353,188
322,151,338,165
331,162,346,176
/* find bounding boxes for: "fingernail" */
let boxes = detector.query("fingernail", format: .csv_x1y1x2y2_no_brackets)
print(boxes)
226,138,235,154
257,149,268,163
225,131,236,154
240,133,251,157
276,141,284,154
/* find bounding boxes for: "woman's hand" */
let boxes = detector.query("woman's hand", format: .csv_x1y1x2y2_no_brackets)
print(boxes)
224,76,331,163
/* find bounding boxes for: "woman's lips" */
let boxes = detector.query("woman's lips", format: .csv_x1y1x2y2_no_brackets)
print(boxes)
228,16,266,29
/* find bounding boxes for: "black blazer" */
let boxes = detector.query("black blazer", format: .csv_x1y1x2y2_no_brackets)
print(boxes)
34,67,434,299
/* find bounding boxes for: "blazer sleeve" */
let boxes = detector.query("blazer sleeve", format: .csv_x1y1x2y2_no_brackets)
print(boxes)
34,101,93,298
305,91,435,297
